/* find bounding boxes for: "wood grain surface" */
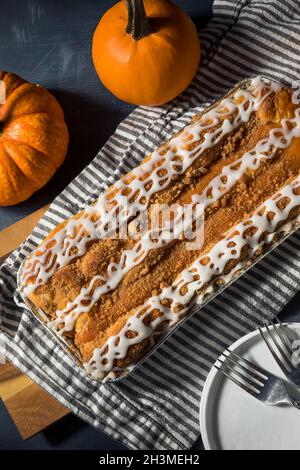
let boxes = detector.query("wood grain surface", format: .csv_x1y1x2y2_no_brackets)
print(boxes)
0,204,50,258
0,206,69,439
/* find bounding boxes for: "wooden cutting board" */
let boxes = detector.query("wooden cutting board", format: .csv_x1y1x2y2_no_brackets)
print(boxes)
0,206,69,439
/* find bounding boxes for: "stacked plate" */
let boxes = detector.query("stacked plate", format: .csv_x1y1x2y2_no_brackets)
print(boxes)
200,324,300,450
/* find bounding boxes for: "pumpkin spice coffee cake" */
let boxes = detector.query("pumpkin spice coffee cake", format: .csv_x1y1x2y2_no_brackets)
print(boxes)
19,77,300,381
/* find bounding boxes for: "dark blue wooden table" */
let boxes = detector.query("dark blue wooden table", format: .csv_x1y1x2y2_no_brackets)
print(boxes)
0,0,213,450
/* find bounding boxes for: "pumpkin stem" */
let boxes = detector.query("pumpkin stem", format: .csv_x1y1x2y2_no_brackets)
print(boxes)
126,0,152,40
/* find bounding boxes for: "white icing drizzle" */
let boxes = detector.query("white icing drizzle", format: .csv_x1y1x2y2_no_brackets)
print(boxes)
44,88,300,334
48,202,201,335
20,77,279,295
85,176,300,381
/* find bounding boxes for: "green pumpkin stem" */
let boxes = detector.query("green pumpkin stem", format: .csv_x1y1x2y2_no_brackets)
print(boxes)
126,0,152,40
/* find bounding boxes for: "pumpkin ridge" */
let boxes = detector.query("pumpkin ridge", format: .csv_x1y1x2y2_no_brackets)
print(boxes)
126,38,138,63
0,71,26,101
1,133,61,171
3,113,68,168
0,83,37,121
154,30,184,49
3,108,66,129
1,134,57,180
0,83,64,122
141,35,165,76
0,141,35,195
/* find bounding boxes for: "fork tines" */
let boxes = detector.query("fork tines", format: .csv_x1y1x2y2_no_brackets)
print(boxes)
214,349,268,397
259,318,295,374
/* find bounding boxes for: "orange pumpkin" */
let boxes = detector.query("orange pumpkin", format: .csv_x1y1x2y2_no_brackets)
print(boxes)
92,0,201,106
0,71,69,206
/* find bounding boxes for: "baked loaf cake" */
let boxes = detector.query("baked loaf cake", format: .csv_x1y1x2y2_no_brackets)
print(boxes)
19,77,300,381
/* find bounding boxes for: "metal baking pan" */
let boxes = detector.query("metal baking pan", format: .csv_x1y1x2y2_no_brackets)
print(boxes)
17,76,299,382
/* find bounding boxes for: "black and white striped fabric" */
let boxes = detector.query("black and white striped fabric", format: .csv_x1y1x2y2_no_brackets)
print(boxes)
1,0,300,450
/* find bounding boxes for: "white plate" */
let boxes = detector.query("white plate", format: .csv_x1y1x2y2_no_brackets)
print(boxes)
200,323,300,450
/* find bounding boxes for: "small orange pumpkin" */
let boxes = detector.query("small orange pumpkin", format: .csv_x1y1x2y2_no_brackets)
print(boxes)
0,71,69,206
92,0,201,106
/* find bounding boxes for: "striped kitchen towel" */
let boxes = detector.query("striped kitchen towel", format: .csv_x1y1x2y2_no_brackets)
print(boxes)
1,0,300,450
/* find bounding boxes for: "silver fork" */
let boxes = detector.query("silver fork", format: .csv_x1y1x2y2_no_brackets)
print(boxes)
259,319,300,388
215,349,300,409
